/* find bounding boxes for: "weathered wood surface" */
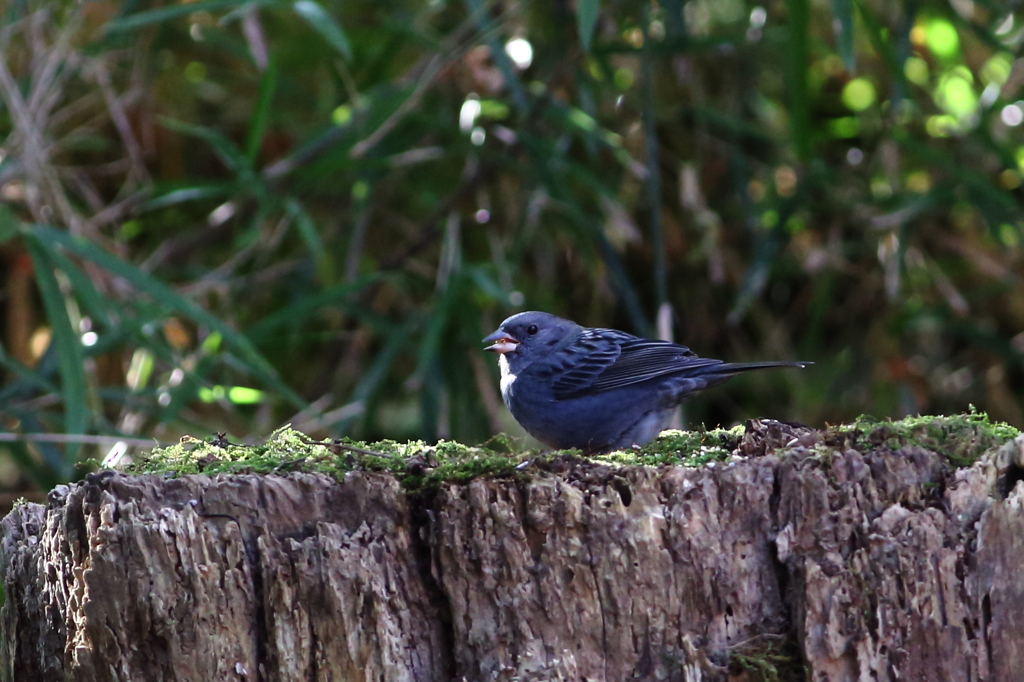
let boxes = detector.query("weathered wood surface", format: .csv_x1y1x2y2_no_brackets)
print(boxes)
3,422,1024,682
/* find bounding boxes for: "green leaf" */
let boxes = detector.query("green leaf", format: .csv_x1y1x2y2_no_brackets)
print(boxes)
11,411,75,483
577,0,600,52
661,0,687,41
463,0,528,112
245,272,385,337
247,58,279,161
786,0,811,161
728,193,801,325
283,197,332,280
0,342,59,395
23,236,87,473
830,0,855,71
0,203,18,243
687,105,776,142
159,117,252,176
853,0,908,94
0,439,59,490
292,0,352,60
105,0,258,32
143,184,233,211
29,225,307,410
43,247,115,331
335,321,413,434
897,134,1020,233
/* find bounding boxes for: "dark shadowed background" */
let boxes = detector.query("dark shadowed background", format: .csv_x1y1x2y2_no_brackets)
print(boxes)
1,0,1022,496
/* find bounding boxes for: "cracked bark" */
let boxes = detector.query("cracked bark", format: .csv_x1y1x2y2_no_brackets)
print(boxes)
3,421,1024,681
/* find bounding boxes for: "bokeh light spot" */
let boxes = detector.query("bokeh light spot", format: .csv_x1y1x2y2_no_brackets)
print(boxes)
459,96,481,132
614,68,634,90
504,38,533,70
982,53,1013,87
926,115,958,137
904,57,929,87
332,105,352,126
1014,147,1024,171
228,386,264,404
184,61,206,83
829,116,860,138
936,71,977,117
925,19,959,59
905,170,931,193
775,166,797,196
1001,104,1023,127
352,181,369,201
842,78,876,112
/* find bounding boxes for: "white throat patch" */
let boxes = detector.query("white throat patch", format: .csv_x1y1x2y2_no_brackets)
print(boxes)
498,354,516,396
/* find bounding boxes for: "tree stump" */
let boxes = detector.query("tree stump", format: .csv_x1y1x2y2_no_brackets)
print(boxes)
2,420,1024,681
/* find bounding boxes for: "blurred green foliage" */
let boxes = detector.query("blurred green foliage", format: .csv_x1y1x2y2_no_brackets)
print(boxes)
1,0,1023,489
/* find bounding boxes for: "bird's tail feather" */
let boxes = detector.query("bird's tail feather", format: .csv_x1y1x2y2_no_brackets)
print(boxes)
710,360,812,375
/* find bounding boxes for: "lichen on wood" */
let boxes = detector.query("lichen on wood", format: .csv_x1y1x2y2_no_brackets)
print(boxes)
2,413,1023,681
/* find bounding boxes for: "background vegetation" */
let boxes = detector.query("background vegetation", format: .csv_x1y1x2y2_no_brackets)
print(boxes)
1,0,1023,494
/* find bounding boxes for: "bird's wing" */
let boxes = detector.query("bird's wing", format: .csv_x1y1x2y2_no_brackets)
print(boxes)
540,329,625,398
549,329,725,399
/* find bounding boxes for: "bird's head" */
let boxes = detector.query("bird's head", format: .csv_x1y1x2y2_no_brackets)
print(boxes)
483,311,580,370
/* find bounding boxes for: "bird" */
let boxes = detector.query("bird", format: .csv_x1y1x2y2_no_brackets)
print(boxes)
482,311,810,453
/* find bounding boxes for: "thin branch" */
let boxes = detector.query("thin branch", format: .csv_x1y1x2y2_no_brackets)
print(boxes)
263,9,485,181
241,7,269,71
93,59,151,186
349,54,445,159
291,401,366,434
82,192,148,233
378,161,489,271
300,437,396,461
0,433,161,447
0,8,81,232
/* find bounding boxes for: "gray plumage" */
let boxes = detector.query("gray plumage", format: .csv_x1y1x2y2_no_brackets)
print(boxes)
483,311,810,453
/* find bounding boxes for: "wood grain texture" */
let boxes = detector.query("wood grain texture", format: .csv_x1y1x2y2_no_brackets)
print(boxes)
3,423,1024,681
1,471,448,682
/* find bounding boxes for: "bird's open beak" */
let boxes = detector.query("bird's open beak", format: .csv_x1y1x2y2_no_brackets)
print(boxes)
483,329,520,354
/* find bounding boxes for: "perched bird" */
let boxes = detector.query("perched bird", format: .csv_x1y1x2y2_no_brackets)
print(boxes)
483,311,810,453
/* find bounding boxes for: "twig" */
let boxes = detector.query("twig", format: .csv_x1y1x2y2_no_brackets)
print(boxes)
179,213,293,296
241,7,269,71
0,8,81,232
82,192,148,232
300,437,397,461
349,54,444,159
334,442,395,459
263,9,485,181
290,401,365,435
93,59,151,185
0,433,160,447
377,162,489,271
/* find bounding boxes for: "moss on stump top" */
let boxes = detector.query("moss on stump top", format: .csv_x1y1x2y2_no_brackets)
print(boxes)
127,411,1019,493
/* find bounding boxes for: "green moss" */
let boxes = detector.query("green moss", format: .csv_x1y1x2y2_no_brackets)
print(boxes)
835,408,1019,467
125,411,1019,491
129,424,745,489
591,425,743,467
127,426,528,493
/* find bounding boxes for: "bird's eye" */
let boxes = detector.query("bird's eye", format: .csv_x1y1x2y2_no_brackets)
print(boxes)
527,324,539,335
